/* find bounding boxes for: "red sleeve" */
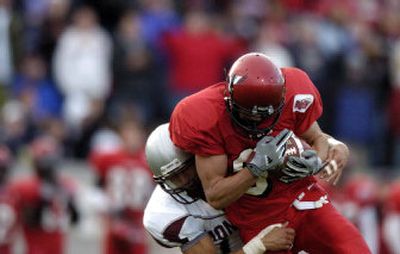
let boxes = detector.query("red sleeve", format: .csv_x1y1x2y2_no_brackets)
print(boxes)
169,89,226,156
385,184,400,213
282,68,323,136
9,178,39,207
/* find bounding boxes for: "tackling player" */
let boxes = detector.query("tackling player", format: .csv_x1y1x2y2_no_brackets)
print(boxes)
169,52,370,253
143,123,295,254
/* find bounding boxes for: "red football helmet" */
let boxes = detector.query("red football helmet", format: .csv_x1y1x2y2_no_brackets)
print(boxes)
225,52,285,138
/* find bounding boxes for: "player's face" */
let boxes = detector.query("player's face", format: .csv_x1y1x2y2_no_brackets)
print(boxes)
238,111,263,124
238,110,277,130
166,163,197,190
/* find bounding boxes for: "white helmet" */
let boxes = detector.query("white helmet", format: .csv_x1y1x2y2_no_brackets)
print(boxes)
145,123,199,204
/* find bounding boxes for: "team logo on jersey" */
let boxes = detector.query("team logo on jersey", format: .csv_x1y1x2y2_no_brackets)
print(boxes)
293,94,314,113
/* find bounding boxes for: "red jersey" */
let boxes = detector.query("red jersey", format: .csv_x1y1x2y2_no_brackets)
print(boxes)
90,148,153,215
382,181,400,254
10,176,76,254
170,67,370,253
163,29,245,92
90,148,154,254
384,181,400,214
170,67,322,226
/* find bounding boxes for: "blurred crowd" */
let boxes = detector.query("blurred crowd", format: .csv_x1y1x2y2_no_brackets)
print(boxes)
0,0,400,253
0,0,400,166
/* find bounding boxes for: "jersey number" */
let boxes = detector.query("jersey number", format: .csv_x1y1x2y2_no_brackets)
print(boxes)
233,149,270,197
108,166,152,209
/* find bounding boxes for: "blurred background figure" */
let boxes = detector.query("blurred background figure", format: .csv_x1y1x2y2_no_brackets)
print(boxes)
110,10,162,126
1,99,32,154
0,144,17,254
341,173,381,254
53,5,112,158
89,114,154,254
10,135,79,254
12,54,63,131
382,179,400,254
37,0,71,71
252,21,294,68
161,9,245,112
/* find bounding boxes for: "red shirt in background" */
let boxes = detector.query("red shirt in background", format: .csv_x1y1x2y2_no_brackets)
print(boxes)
163,29,245,93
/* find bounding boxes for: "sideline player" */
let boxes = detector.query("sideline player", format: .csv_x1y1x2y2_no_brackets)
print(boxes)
10,136,79,254
169,52,370,253
143,123,295,254
89,118,154,254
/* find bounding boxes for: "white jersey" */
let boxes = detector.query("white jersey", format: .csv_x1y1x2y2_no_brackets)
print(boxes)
143,186,243,253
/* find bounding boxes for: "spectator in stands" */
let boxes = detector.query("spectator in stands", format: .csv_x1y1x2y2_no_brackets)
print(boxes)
53,5,111,143
12,54,62,126
111,10,162,125
162,9,245,112
0,0,24,102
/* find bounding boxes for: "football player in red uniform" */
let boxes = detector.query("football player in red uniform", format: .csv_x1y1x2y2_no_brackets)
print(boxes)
10,136,79,254
144,123,295,254
0,145,18,254
89,118,154,254
169,52,370,253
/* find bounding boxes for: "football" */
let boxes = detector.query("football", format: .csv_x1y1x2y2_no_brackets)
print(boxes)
283,134,312,161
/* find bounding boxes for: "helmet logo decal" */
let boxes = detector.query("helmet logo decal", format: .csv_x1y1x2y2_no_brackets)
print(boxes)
293,94,314,113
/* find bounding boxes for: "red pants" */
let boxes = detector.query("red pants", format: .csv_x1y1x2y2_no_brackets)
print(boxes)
232,183,371,254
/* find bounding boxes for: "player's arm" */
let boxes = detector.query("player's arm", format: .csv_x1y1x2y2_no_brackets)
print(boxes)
300,122,350,185
183,235,217,254
184,223,295,254
196,154,256,209
235,223,295,254
196,129,293,209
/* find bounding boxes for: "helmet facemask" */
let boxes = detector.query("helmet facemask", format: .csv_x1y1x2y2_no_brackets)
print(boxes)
225,79,285,139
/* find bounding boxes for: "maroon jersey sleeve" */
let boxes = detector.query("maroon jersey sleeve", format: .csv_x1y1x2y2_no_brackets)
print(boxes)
282,67,323,135
170,84,226,156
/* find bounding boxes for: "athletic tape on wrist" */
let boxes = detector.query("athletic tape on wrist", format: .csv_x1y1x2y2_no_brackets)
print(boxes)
243,237,266,254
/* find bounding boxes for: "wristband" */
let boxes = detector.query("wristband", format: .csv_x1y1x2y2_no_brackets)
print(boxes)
243,223,283,254
243,236,266,254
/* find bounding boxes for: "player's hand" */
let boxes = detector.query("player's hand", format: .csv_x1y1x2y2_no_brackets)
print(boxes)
242,222,295,254
245,129,293,178
261,222,295,251
318,139,349,185
280,150,323,183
